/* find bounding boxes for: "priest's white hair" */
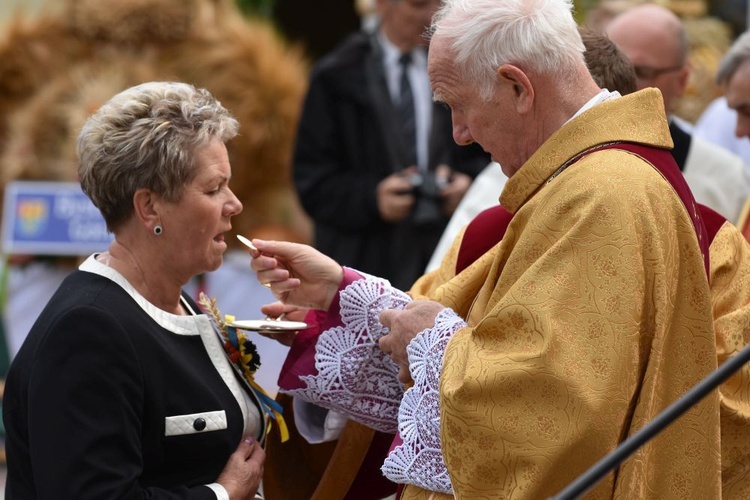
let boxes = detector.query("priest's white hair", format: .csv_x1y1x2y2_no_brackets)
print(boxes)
431,0,586,100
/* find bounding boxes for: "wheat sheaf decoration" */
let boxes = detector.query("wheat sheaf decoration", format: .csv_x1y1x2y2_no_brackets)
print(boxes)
198,292,288,442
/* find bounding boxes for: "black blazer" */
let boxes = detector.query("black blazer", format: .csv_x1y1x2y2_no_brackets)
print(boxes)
293,30,490,290
3,266,262,499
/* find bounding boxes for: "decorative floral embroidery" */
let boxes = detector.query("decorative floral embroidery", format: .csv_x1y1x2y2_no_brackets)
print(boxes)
381,308,465,494
286,274,409,433
198,292,289,442
285,270,466,493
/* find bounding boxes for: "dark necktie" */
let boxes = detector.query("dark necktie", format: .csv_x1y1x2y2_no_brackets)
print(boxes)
398,52,418,168
668,120,691,172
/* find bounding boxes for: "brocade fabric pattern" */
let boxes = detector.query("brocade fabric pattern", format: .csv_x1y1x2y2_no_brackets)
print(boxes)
404,89,722,500
709,221,750,498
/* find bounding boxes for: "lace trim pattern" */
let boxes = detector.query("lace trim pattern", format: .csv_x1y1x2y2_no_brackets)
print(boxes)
381,308,465,494
286,274,411,432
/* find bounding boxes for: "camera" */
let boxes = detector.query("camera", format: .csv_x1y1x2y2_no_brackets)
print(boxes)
408,172,448,227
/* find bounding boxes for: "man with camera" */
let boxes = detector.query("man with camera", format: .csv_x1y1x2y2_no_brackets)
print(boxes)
292,0,489,292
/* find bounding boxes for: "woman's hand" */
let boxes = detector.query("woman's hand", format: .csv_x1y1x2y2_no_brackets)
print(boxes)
217,437,265,499
250,240,343,311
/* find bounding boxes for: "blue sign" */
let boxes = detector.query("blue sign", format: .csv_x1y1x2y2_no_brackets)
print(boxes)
2,181,113,255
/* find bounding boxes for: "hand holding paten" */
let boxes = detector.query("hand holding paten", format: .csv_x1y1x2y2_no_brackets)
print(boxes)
257,301,308,346
379,300,445,383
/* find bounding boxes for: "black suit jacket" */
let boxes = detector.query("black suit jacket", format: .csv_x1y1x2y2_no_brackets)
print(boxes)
293,30,490,290
3,268,261,499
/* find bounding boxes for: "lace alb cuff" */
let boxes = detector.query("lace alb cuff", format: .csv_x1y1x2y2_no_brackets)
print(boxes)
381,308,466,494
284,269,411,433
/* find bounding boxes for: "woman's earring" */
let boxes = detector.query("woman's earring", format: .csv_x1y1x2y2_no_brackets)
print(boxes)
153,225,163,235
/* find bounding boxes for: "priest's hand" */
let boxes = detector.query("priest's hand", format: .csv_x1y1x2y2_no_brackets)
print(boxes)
250,239,343,311
379,300,445,384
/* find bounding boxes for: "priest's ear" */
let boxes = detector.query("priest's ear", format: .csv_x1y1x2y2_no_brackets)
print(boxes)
497,64,534,114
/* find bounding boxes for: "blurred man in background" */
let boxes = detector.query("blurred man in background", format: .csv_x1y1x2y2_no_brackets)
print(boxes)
607,3,750,223
292,0,489,291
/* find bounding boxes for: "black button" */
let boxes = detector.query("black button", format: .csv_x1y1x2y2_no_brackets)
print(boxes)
193,417,207,431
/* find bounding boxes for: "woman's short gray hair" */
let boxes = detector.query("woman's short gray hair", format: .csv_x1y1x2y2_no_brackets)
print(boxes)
717,31,750,87
430,0,586,100
77,81,239,231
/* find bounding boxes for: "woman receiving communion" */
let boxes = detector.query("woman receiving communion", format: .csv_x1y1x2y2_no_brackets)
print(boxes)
3,81,267,499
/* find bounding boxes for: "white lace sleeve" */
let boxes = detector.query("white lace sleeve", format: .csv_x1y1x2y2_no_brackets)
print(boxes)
381,308,466,494
284,272,411,433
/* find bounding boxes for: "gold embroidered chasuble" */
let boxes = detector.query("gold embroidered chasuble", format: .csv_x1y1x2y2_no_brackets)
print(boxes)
710,221,750,499
407,89,722,499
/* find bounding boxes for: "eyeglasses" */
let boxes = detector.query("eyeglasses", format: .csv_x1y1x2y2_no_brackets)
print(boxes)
633,64,684,80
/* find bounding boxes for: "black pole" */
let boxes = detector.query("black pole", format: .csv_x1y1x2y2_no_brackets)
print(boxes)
552,342,750,500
